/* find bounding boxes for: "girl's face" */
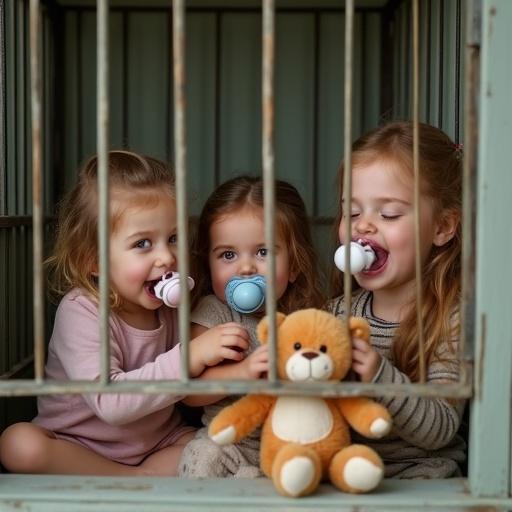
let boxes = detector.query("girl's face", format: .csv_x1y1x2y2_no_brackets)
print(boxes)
208,206,296,307
338,158,448,301
109,189,178,326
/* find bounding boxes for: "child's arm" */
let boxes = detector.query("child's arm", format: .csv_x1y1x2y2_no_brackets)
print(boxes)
183,344,268,406
188,321,252,377
353,335,465,450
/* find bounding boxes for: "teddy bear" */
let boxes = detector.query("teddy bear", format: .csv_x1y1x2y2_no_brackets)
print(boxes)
208,308,392,498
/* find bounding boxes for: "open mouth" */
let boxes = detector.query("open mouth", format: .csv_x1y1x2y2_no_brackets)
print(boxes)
145,272,173,298
357,239,388,273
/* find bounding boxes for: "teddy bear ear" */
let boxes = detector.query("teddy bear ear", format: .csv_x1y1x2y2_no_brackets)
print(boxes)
257,312,287,344
349,316,370,343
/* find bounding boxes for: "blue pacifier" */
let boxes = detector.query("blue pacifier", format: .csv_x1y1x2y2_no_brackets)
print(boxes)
225,275,266,314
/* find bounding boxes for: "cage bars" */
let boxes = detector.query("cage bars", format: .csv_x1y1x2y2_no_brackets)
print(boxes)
0,0,474,401
97,0,110,386
173,0,192,384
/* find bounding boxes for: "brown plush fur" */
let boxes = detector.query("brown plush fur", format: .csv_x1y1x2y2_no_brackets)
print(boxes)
209,309,391,498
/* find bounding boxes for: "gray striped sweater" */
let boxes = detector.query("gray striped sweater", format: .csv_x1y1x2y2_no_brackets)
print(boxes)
327,290,467,479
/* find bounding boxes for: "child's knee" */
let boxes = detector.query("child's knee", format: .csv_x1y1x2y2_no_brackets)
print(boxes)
0,422,53,473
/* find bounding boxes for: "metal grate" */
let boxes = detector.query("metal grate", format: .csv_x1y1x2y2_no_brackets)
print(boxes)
0,0,473,402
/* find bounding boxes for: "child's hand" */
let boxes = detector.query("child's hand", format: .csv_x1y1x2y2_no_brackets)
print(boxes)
237,344,269,380
352,337,381,383
189,323,250,377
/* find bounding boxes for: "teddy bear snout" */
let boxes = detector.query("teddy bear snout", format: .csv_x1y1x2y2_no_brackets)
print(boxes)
302,352,319,360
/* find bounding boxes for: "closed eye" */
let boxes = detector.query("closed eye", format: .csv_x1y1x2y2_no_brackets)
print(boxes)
381,214,401,220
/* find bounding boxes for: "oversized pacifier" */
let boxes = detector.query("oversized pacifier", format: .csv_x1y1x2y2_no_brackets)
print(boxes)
334,240,376,274
154,271,195,308
225,275,266,314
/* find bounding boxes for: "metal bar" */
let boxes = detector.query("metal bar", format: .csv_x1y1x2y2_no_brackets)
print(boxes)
342,0,354,319
173,0,191,383
97,0,110,386
0,377,473,399
460,0,479,375
262,0,277,384
29,0,44,382
411,0,426,383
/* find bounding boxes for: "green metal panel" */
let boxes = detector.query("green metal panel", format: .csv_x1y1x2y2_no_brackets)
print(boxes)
5,0,17,215
109,12,125,150
80,11,98,161
126,12,169,160
362,12,381,133
63,10,80,190
186,12,217,215
275,13,315,212
469,0,512,498
0,475,511,511
219,13,262,181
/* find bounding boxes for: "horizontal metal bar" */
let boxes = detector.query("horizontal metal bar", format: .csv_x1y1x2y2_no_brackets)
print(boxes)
0,378,472,399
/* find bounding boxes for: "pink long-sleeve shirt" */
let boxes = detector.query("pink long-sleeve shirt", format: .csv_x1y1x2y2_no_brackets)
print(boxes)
33,289,193,465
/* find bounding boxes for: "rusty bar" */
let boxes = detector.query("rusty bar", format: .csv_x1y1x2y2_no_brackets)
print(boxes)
29,0,44,381
342,0,354,319
262,0,277,384
173,0,191,383
460,0,479,385
412,0,426,383
97,0,110,386
0,376,473,399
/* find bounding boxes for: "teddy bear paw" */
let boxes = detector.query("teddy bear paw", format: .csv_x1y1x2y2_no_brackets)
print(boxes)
370,418,391,438
343,456,383,492
210,425,236,445
280,456,316,497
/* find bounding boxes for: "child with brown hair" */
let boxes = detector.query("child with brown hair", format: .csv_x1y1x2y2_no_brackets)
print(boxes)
178,175,324,478
329,121,466,478
0,151,249,476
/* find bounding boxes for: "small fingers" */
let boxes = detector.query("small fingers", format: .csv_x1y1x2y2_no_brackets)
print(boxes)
221,348,246,362
352,337,370,352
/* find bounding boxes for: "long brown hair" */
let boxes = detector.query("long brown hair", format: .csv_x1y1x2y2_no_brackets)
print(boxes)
192,176,324,314
331,121,462,381
46,150,175,308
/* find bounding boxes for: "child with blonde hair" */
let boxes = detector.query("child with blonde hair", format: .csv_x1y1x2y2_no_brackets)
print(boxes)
329,121,466,478
178,175,324,478
0,151,249,476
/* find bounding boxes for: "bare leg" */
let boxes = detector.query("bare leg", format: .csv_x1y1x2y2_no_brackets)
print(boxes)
140,431,196,476
0,422,144,476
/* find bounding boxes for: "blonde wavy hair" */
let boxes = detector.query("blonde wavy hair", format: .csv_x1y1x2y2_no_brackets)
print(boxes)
191,176,325,314
46,150,175,309
331,121,462,381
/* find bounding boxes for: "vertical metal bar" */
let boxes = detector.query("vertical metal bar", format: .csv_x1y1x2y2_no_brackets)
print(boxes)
97,0,110,386
460,0,479,376
29,0,44,381
173,0,191,383
342,0,354,319
262,0,277,383
412,0,426,383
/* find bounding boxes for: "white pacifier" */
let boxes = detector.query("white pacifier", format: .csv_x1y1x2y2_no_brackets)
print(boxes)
153,272,195,308
334,240,376,274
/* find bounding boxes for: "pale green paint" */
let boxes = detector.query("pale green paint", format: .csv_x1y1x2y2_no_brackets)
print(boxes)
469,0,512,498
0,475,511,511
